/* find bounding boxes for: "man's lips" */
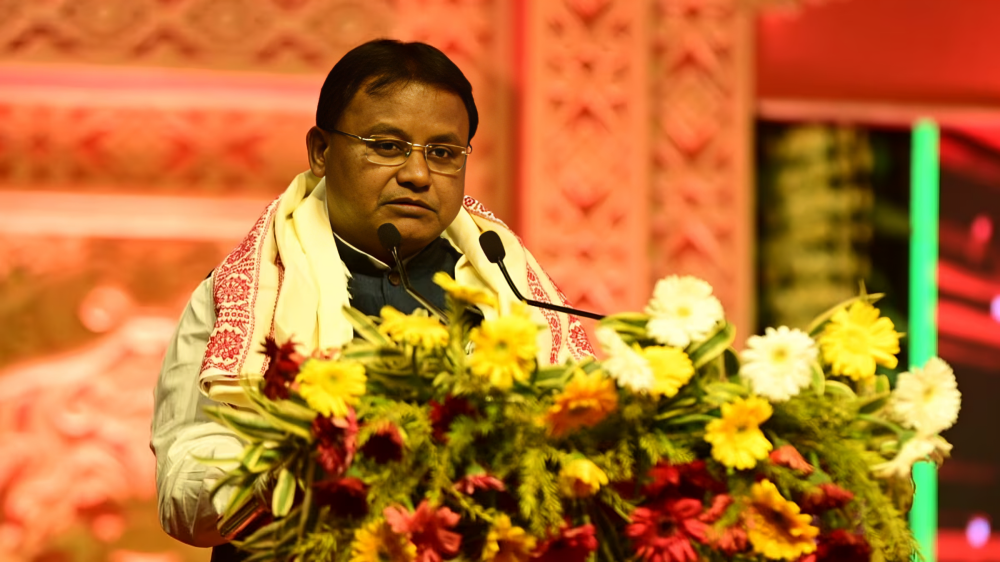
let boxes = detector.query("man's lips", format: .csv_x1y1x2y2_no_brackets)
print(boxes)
384,198,433,211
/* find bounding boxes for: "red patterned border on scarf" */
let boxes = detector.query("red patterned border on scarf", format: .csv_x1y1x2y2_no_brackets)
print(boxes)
201,198,280,377
526,264,563,364
462,195,509,229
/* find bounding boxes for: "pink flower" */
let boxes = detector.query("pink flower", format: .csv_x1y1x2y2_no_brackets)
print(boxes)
454,473,506,495
800,483,855,514
533,522,598,562
385,501,462,562
770,445,814,475
626,498,709,562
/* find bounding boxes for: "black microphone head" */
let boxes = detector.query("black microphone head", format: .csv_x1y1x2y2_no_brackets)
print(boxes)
478,230,506,263
377,223,402,254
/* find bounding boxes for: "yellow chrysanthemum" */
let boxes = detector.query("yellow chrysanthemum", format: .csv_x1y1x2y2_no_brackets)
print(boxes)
818,300,902,381
544,369,618,437
482,514,537,562
434,271,498,308
642,345,695,398
704,396,773,469
468,305,539,390
379,306,449,349
558,458,608,498
746,479,819,560
350,519,417,562
295,359,367,418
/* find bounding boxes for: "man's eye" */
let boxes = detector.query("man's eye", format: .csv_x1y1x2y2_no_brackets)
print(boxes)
371,140,406,155
428,146,456,160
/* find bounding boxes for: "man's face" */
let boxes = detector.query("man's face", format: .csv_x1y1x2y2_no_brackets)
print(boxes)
318,81,469,262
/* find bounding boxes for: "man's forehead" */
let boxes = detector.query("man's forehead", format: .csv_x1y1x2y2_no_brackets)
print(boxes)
342,82,470,142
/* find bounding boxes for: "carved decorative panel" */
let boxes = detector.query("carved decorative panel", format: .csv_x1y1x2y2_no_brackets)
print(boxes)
0,0,390,72
649,0,755,340
518,0,651,316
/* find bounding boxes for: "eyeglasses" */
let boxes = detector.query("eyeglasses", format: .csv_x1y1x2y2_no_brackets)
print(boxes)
330,129,472,174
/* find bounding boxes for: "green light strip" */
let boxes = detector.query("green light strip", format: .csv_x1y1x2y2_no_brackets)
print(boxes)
909,119,939,562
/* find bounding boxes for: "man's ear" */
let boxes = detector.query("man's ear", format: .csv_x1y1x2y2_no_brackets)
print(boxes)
306,127,329,177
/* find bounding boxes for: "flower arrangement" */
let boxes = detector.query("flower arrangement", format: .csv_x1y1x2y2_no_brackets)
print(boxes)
200,274,960,562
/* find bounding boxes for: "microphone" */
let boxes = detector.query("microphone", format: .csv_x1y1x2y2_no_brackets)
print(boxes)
377,223,448,324
478,231,604,320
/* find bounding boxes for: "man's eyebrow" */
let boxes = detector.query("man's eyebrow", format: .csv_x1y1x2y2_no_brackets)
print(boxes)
365,124,409,138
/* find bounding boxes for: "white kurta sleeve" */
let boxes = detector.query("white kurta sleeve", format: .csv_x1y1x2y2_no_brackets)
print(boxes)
151,277,245,547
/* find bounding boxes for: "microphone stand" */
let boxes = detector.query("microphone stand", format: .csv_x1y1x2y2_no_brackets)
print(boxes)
491,259,604,321
377,223,449,325
386,244,449,325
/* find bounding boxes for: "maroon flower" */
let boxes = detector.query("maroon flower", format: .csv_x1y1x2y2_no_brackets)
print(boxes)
454,473,506,495
261,337,304,400
360,423,405,464
800,483,855,514
626,498,709,562
429,396,477,442
385,501,462,562
770,445,814,475
533,522,598,562
814,529,872,561
644,460,724,500
312,477,368,518
311,408,358,477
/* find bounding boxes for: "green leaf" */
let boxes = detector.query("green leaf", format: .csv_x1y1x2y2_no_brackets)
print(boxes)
341,344,406,363
242,391,314,440
192,455,242,471
856,392,892,415
205,406,287,443
824,380,857,399
811,361,826,397
875,374,891,394
688,322,736,369
342,306,392,346
271,467,296,518
658,413,718,426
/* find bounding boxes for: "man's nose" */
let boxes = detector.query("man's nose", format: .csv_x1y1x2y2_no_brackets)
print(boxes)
396,148,432,190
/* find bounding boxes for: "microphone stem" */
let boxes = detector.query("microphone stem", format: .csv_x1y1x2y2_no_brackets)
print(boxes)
495,261,605,321
389,247,449,325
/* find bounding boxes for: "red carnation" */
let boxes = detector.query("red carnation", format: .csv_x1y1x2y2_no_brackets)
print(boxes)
813,529,872,561
313,477,368,518
311,409,358,477
626,498,709,562
801,483,855,514
455,473,506,495
533,522,598,562
360,423,405,464
770,445,814,475
429,396,477,442
385,501,462,562
261,337,304,400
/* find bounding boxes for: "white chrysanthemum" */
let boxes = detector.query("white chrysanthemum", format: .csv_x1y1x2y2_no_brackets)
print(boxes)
595,326,654,393
890,357,961,435
645,275,724,348
739,326,818,402
872,435,952,479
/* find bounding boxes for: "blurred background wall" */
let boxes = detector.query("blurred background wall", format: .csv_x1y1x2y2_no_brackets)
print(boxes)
1,0,999,560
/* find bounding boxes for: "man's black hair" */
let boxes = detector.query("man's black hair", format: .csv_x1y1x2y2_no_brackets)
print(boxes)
316,39,479,142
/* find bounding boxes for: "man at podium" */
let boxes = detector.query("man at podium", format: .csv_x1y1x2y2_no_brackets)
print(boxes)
150,38,592,559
